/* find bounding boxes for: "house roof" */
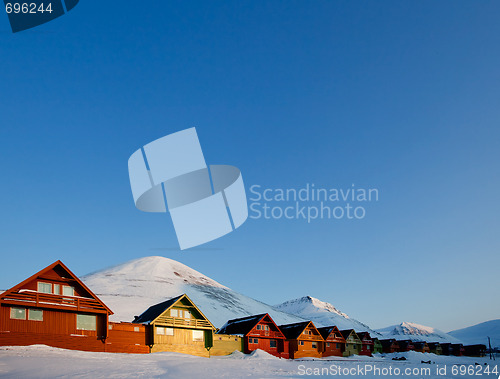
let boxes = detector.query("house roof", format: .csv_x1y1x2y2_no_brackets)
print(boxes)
133,294,184,324
317,326,343,340
357,332,372,341
217,314,268,336
380,339,399,348
340,329,359,341
0,260,113,315
133,293,215,330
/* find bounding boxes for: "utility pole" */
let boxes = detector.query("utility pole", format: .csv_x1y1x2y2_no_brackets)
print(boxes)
487,336,494,360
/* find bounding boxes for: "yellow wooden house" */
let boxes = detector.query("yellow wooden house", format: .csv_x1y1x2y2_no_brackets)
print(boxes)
133,294,216,357
340,329,362,356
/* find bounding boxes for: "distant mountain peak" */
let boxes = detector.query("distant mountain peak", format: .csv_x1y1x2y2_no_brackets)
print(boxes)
377,322,460,343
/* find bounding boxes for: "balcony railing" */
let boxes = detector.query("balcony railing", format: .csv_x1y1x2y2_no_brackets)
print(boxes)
155,315,213,329
0,291,106,313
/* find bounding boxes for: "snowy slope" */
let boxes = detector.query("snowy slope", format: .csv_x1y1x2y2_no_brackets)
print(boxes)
377,322,461,343
448,319,500,348
81,256,304,328
273,296,379,335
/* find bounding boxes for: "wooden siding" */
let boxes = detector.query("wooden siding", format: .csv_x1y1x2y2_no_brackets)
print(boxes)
106,322,150,354
210,334,243,356
288,323,323,359
150,327,211,357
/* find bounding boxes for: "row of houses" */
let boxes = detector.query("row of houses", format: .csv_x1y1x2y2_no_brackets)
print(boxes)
0,261,487,358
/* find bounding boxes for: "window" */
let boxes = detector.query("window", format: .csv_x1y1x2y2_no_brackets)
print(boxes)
265,325,269,331
134,327,140,332
336,343,340,349
256,325,261,330
327,342,330,347
109,325,113,330
184,310,191,319
170,309,178,317
192,330,204,342
299,341,304,346
76,314,96,331
38,282,52,294
270,340,277,348
53,284,60,295
249,338,258,344
312,342,317,348
166,328,174,336
346,343,349,348
10,307,26,320
28,309,43,321
367,345,371,351
62,286,74,297
156,327,165,335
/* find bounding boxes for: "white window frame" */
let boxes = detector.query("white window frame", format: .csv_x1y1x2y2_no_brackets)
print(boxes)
76,314,96,331
170,309,179,317
10,307,26,320
28,309,43,321
53,284,60,295
165,328,174,336
38,282,52,294
156,326,166,335
192,330,204,342
62,285,74,297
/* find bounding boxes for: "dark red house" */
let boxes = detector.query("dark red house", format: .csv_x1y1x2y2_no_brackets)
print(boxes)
317,326,345,357
0,260,113,352
380,339,400,353
357,332,374,356
218,313,289,358
398,340,415,352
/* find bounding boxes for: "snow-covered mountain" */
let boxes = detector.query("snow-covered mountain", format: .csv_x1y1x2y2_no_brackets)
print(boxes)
273,296,379,335
82,256,304,328
377,322,461,343
448,320,500,348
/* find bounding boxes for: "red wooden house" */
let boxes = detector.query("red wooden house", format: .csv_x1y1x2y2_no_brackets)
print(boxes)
317,326,345,357
357,332,374,356
413,341,430,353
398,340,415,352
380,339,400,353
279,321,324,359
0,260,113,352
218,313,289,358
451,343,465,356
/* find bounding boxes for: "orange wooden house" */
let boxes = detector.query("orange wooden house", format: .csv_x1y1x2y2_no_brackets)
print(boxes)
317,326,345,357
357,331,374,356
412,341,430,353
0,260,113,352
218,313,288,358
279,321,324,359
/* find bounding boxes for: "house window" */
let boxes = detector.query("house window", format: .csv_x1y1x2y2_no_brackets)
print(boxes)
38,282,52,294
346,343,349,347
184,310,191,319
192,330,204,342
299,341,304,346
28,309,43,321
327,343,330,347
270,340,277,348
170,309,179,317
250,338,258,344
312,342,317,348
156,327,165,335
134,327,140,332
10,307,26,320
166,328,174,336
62,286,74,297
53,284,60,295
76,314,96,331
256,325,261,330
109,325,113,330
367,345,371,351
336,343,340,349
265,325,269,331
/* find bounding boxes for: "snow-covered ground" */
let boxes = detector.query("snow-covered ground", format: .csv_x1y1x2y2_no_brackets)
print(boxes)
0,345,498,379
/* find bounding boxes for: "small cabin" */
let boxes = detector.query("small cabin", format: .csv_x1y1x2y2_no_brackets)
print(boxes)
398,340,415,352
380,339,400,353
279,321,324,359
218,313,287,358
133,294,215,357
317,326,345,357
464,344,486,357
372,338,383,354
428,342,443,355
357,332,374,356
0,260,113,352
413,341,430,353
340,329,362,356
451,343,465,356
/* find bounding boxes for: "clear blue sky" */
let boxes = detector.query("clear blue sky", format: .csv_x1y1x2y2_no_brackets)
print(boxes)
1,1,499,332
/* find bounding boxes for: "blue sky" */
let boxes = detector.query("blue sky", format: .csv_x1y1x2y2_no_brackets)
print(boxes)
1,1,499,332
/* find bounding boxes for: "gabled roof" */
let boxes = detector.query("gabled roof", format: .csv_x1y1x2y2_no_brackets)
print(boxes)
279,321,323,341
132,293,215,330
380,339,399,348
340,329,360,341
317,325,344,341
357,332,373,341
217,313,283,338
0,260,112,315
